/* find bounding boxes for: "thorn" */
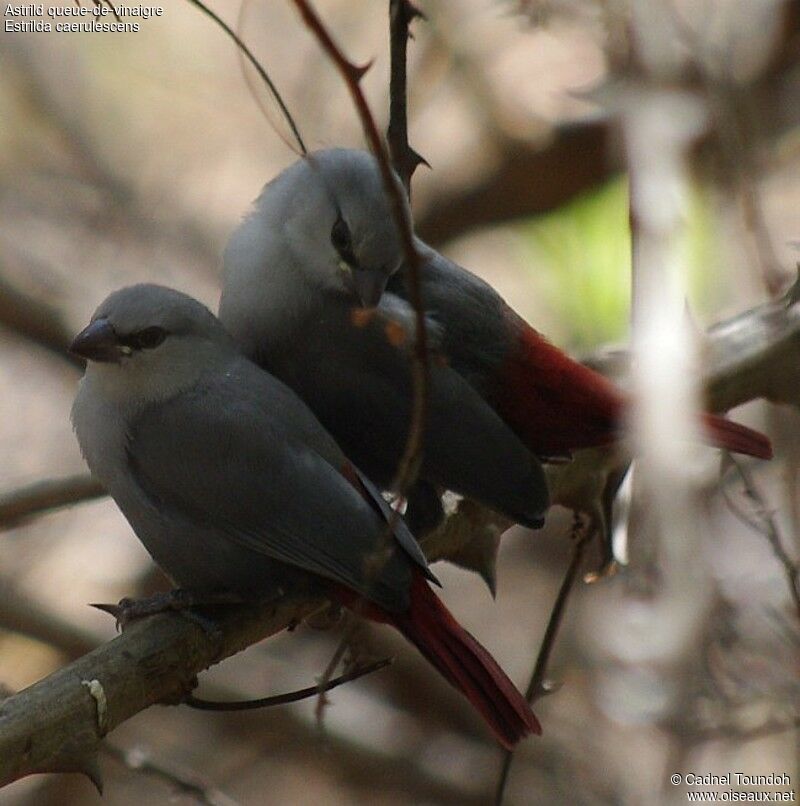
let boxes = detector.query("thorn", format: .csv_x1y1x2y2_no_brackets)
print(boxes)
75,753,104,794
89,602,120,616
409,147,431,171
481,568,498,599
347,59,372,82
402,0,426,23
89,602,123,632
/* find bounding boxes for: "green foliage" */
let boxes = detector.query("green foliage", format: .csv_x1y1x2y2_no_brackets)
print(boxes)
519,176,716,350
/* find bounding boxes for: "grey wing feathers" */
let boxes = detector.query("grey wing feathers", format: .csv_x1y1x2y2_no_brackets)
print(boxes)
127,363,419,612
354,468,440,586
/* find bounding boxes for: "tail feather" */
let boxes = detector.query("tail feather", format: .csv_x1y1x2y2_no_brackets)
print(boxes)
702,413,773,460
389,573,540,748
499,314,773,461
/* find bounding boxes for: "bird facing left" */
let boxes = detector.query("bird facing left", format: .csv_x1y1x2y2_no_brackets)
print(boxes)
69,283,540,748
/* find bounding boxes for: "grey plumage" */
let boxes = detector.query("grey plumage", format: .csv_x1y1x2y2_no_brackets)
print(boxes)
71,284,433,613
71,284,542,748
219,150,549,529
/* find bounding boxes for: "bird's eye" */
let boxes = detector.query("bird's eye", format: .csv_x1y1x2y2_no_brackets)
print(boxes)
331,216,356,265
128,327,167,350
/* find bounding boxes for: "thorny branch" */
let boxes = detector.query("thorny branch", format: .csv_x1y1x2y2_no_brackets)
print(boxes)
287,0,432,710
289,0,429,501
0,580,483,803
387,0,428,196
0,594,325,788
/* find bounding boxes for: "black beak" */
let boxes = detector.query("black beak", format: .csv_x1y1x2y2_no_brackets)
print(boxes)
346,270,389,309
69,318,123,363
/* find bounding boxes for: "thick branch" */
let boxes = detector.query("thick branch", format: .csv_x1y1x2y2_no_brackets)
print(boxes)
0,594,322,787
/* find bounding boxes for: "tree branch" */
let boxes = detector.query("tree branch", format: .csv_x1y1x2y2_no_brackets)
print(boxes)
0,474,105,531
0,594,323,787
0,266,82,371
289,0,429,500
387,0,427,196
494,523,593,805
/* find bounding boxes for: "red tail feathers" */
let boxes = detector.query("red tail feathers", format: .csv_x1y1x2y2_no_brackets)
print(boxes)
702,413,773,460
341,572,540,748
498,313,772,461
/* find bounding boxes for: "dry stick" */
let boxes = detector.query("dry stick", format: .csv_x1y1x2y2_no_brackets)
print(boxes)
494,525,593,806
289,0,429,501
187,657,391,711
0,267,83,371
0,594,324,788
186,0,306,155
727,457,800,618
288,0,431,715
387,0,428,196
103,743,239,806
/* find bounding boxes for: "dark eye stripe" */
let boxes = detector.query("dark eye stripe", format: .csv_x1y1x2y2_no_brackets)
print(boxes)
331,216,360,269
119,326,167,351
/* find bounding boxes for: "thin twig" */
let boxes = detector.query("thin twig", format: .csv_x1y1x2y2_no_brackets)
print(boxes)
388,0,428,197
727,457,800,618
0,473,106,530
287,0,432,708
186,657,391,711
186,0,306,155
104,742,239,806
494,522,592,806
0,261,83,371
289,0,429,502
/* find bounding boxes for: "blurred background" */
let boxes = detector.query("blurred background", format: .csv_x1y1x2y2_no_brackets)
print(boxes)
1,0,799,803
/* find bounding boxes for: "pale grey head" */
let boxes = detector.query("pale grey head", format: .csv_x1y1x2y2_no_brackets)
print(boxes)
221,149,408,323
71,284,235,406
